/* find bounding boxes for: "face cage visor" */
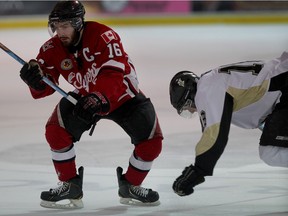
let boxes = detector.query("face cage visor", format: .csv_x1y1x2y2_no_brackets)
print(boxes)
177,98,196,118
48,17,82,37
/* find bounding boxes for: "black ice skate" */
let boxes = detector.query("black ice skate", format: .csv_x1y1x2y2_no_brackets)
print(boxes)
116,166,160,206
40,166,84,209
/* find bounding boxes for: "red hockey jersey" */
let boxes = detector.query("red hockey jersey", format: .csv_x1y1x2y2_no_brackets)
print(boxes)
31,21,140,113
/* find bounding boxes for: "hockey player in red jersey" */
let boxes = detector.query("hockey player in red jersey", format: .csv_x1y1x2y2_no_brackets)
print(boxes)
169,52,288,197
19,1,163,209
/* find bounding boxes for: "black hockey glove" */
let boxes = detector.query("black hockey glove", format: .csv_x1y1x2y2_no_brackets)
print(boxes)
73,92,110,122
173,164,205,196
20,60,46,91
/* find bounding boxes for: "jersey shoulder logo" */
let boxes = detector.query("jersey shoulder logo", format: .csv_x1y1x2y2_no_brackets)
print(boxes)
42,40,54,52
101,30,118,44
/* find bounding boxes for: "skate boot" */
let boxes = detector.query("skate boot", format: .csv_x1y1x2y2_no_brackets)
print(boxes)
116,166,160,206
40,166,84,209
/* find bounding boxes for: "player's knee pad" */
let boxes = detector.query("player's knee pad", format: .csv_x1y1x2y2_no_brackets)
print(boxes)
45,124,73,151
259,145,288,167
134,137,162,161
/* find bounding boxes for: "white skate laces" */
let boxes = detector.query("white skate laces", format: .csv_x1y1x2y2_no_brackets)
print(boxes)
40,181,83,209
116,166,160,206
40,166,84,209
119,185,160,206
50,182,70,195
130,185,149,198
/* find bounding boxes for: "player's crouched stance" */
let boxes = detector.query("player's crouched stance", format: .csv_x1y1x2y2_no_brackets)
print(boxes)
169,52,288,196
18,0,163,209
170,110,288,197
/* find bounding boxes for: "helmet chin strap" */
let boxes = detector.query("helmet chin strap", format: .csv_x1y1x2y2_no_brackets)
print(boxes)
67,29,84,54
73,29,83,47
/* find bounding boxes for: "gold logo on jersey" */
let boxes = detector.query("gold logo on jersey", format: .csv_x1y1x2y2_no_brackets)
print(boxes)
61,59,73,70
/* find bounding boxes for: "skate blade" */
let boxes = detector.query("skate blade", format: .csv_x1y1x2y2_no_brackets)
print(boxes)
40,198,84,209
119,197,160,206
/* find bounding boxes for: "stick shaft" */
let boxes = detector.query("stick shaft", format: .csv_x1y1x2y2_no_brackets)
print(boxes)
0,42,77,105
0,42,26,65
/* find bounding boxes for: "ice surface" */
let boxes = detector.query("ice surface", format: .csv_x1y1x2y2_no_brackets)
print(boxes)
0,24,287,215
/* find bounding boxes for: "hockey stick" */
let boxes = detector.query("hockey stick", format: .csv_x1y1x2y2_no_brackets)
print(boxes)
0,42,77,105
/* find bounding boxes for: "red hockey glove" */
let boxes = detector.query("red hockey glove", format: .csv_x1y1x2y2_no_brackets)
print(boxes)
73,92,110,122
20,60,46,91
172,164,205,196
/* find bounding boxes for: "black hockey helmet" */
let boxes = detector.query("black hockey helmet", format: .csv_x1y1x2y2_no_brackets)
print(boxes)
48,1,85,35
169,71,199,118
